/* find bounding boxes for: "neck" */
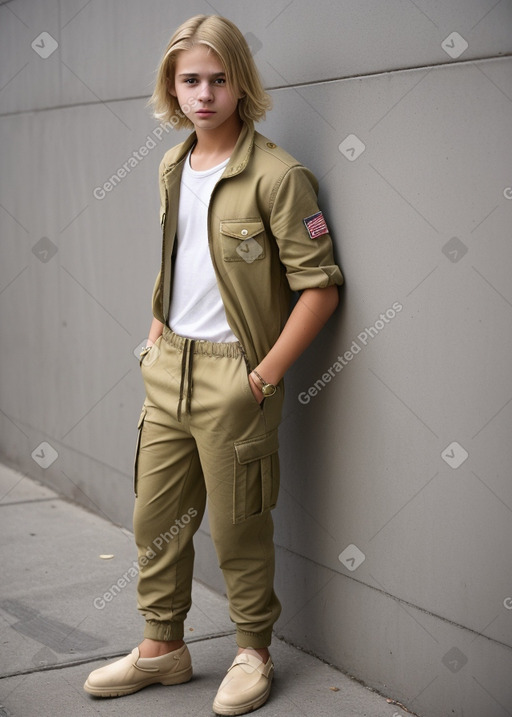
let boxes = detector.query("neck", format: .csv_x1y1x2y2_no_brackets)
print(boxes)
193,114,243,159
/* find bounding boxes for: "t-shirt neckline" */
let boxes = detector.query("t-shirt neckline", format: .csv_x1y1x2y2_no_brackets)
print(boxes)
186,149,230,177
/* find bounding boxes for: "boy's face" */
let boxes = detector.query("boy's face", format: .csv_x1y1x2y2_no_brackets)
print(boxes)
170,45,242,132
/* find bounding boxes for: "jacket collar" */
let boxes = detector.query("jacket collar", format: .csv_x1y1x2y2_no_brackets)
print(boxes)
161,122,255,179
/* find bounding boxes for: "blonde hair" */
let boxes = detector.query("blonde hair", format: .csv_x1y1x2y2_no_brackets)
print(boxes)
149,15,271,130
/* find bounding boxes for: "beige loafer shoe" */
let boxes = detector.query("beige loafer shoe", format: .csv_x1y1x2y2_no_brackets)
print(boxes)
83,644,192,697
213,652,274,716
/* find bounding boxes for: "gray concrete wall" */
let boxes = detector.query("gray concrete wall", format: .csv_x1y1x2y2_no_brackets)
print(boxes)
1,1,511,715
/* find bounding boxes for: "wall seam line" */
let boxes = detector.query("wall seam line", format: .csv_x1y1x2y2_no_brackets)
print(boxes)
275,543,512,653
0,54,510,120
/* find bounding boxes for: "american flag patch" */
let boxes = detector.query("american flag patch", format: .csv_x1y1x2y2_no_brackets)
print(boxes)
303,211,329,239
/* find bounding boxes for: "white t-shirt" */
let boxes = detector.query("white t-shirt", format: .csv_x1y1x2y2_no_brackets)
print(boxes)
168,151,238,342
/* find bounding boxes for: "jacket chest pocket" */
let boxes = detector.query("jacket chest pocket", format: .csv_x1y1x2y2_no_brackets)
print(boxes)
220,219,266,263
232,429,280,523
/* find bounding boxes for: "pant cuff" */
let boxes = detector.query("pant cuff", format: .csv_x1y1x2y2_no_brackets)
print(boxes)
143,619,184,641
236,628,273,649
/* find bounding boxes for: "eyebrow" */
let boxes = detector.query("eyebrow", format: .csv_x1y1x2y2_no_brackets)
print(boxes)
177,72,226,78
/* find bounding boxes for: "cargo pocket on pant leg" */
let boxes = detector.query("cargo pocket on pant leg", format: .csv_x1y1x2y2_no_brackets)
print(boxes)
133,405,147,496
233,429,280,524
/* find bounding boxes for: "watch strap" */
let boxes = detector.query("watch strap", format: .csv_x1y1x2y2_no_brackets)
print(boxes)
252,370,277,397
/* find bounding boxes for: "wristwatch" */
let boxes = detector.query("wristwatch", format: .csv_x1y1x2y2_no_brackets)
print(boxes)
252,369,277,397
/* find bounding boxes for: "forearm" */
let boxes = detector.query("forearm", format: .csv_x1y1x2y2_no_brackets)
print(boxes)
147,317,164,345
252,285,339,387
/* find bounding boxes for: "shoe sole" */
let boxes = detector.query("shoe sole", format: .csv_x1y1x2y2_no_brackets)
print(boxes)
83,665,193,698
212,677,272,716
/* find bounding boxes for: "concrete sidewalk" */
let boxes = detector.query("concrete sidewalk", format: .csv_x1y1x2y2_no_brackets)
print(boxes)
0,463,411,717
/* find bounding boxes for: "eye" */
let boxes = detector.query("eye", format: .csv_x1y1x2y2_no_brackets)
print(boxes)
184,78,197,85
214,77,226,85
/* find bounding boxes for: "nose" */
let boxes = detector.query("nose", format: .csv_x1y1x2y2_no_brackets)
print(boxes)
197,81,214,103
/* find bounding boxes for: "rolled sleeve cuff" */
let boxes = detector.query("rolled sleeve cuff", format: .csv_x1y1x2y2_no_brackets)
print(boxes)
287,263,344,292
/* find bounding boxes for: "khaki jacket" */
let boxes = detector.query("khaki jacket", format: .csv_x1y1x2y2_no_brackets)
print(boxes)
152,123,343,370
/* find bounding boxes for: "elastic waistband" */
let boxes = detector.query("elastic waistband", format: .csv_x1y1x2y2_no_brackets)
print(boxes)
162,325,245,359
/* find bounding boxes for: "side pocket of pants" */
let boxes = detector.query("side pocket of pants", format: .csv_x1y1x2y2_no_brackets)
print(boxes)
133,405,147,496
139,334,163,368
233,429,280,524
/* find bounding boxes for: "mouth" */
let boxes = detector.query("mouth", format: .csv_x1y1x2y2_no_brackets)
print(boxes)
195,110,215,117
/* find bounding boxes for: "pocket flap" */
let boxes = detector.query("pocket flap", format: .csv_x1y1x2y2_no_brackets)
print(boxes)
235,429,279,465
220,219,264,241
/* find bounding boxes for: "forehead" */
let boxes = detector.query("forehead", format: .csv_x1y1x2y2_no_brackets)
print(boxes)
174,44,225,74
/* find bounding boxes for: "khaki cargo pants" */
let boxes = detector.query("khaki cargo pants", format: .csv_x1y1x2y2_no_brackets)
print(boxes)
133,325,283,648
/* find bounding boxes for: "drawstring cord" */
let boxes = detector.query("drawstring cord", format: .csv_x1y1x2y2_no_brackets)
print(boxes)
177,338,194,422
185,340,194,416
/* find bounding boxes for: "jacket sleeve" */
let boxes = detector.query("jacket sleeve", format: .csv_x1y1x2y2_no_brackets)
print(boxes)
151,271,165,323
269,165,343,291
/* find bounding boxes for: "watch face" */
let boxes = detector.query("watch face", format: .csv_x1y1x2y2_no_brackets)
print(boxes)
262,384,277,397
